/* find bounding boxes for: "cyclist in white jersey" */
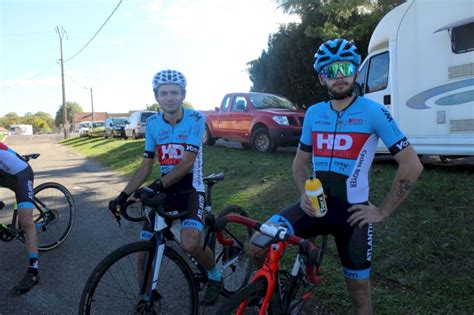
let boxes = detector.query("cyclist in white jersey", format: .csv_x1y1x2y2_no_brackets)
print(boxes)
109,70,222,306
0,143,40,294
249,39,424,314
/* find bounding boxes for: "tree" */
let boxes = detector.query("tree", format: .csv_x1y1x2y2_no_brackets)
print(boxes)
248,0,405,108
55,102,83,127
0,112,21,129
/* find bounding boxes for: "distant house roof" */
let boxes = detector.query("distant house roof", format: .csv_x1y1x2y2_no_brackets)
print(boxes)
0,127,8,132
73,112,108,123
108,113,130,118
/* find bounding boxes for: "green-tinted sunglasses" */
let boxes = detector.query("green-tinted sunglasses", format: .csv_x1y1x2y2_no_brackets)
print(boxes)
320,63,357,79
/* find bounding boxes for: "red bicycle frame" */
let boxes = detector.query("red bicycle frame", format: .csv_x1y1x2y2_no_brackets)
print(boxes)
216,214,321,315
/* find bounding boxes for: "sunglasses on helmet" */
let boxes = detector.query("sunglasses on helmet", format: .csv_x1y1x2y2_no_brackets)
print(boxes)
320,63,357,79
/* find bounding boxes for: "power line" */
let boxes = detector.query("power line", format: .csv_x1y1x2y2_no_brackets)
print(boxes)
64,0,123,63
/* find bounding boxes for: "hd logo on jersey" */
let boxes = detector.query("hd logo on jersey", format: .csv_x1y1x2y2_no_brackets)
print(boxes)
157,143,185,165
312,132,370,159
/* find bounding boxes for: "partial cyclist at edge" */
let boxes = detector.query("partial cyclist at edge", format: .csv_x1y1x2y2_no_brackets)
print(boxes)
249,38,423,314
0,143,40,294
109,69,223,306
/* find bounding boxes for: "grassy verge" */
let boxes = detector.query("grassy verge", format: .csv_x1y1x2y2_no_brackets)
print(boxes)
62,137,474,313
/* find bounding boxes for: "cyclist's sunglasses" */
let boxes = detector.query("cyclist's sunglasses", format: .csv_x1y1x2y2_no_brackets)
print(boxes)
320,62,357,79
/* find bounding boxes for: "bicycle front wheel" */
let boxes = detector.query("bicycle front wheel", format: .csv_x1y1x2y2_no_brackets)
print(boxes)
33,182,75,250
79,241,198,315
215,205,253,296
217,279,279,314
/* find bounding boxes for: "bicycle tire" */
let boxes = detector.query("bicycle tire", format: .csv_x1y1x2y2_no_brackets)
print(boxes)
215,205,253,296
282,234,328,315
217,278,280,314
79,241,199,315
33,182,75,251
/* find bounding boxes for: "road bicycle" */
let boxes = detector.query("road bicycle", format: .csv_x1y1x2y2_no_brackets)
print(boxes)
0,153,76,250
215,213,328,315
79,172,253,314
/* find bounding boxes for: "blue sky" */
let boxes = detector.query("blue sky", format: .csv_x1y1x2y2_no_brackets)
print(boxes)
0,0,299,117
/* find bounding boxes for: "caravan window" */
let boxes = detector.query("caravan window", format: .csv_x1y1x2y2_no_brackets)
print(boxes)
451,22,474,54
366,52,389,93
355,61,368,95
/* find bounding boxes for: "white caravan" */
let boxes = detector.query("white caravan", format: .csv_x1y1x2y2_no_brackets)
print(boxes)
10,124,33,135
355,0,474,157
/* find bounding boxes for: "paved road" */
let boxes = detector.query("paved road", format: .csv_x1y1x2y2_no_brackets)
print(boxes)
0,135,222,314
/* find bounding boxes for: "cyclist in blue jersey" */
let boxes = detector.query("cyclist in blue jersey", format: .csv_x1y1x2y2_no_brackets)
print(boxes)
0,143,40,294
109,69,222,306
249,39,423,314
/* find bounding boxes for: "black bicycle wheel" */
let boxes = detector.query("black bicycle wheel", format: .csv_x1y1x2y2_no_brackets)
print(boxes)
217,279,279,314
33,182,75,250
79,241,198,315
282,235,328,315
215,205,253,296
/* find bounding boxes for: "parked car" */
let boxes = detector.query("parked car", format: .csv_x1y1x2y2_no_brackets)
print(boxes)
202,92,305,152
124,111,156,139
79,121,92,137
105,117,128,139
88,121,106,138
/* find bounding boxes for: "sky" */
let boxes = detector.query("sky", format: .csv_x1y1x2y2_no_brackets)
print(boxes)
0,0,300,118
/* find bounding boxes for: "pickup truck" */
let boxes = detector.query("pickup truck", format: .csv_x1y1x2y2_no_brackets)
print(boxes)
202,92,305,152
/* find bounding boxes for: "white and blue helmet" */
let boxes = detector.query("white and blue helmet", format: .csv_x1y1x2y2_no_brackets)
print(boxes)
152,69,187,92
314,39,361,73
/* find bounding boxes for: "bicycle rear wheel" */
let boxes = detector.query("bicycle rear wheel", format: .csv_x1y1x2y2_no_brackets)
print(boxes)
215,205,253,296
79,241,198,315
217,279,279,314
283,235,328,315
33,182,75,250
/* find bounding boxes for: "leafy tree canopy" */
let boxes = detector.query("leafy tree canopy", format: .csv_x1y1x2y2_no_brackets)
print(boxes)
55,101,83,127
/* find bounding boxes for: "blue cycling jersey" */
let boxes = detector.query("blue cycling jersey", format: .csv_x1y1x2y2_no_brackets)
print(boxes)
300,96,409,204
0,143,28,175
143,108,205,193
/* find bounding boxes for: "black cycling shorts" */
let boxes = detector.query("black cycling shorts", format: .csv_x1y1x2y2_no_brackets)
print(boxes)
265,195,373,280
0,166,34,210
140,190,205,240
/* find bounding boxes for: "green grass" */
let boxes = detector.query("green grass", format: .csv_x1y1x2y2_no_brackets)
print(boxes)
62,137,474,314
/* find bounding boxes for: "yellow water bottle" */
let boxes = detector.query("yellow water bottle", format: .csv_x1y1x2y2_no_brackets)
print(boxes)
304,177,328,217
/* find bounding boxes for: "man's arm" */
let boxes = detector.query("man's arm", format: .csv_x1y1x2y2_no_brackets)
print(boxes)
348,145,423,227
292,148,316,216
122,158,155,195
160,151,197,189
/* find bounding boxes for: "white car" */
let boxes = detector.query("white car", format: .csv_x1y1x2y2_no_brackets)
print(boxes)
79,121,92,137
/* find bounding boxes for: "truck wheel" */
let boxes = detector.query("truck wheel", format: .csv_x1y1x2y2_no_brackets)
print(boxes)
251,127,277,153
132,130,138,140
203,125,216,146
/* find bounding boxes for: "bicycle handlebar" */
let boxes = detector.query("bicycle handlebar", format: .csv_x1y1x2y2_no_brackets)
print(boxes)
22,153,40,162
120,192,191,222
215,214,320,264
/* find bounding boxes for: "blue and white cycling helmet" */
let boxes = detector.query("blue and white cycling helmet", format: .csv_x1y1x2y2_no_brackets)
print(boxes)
152,69,187,92
314,39,361,73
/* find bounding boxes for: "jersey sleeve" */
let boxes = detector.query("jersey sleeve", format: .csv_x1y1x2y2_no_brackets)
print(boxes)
371,104,409,155
299,106,313,152
144,115,158,159
185,111,205,154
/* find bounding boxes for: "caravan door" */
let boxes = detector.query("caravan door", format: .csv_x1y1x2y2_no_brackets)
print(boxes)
356,50,392,153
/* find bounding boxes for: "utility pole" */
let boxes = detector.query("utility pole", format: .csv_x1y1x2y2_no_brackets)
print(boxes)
85,87,95,122
56,26,69,139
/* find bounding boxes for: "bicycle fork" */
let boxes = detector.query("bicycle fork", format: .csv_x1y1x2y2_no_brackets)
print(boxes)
141,215,167,304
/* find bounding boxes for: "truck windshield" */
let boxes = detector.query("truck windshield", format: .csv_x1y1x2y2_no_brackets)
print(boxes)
250,94,297,110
